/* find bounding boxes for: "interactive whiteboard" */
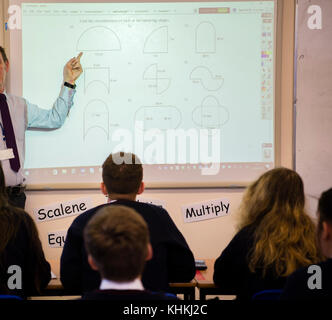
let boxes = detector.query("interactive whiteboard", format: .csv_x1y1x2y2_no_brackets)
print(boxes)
7,0,278,188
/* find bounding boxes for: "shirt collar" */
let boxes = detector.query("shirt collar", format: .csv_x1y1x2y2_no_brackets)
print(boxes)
2,91,9,101
99,278,144,291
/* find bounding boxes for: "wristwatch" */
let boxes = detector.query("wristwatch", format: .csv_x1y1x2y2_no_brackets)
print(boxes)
64,82,76,89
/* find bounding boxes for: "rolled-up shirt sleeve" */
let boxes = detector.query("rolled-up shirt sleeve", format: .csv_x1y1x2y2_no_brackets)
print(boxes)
27,86,76,129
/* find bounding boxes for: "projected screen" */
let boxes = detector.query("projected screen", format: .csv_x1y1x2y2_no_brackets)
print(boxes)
10,0,276,187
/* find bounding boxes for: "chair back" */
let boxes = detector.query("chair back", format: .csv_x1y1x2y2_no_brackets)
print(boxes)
0,294,22,300
252,289,282,300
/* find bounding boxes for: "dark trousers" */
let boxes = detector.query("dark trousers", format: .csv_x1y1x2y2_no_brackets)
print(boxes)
7,191,26,209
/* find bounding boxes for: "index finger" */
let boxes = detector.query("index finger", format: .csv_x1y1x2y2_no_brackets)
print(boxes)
76,52,83,61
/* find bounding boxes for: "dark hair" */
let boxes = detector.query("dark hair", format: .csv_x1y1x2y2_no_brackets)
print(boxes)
84,205,149,282
0,163,47,294
0,47,8,63
102,152,143,194
318,188,332,224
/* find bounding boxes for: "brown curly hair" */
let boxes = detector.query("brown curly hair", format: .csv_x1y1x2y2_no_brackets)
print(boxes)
238,167,322,277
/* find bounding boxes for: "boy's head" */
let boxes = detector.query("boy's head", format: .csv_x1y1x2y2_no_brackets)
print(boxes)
84,205,152,282
317,188,332,258
101,152,144,199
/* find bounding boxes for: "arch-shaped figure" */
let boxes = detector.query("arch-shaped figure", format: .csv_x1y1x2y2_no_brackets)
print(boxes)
83,100,110,140
77,26,121,51
196,22,216,53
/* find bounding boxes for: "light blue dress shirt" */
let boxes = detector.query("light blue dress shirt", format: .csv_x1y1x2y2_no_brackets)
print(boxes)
0,86,76,186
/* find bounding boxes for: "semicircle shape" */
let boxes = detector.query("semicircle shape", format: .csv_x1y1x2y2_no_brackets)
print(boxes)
77,26,121,51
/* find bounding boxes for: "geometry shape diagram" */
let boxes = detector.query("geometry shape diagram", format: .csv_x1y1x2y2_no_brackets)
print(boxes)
84,67,111,94
143,64,171,95
192,96,229,129
83,100,109,140
196,22,216,53
190,66,224,91
77,26,121,51
143,26,168,53
135,106,181,131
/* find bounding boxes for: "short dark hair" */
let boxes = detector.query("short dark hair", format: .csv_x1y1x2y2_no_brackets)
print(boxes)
102,152,143,194
84,205,149,282
318,188,332,224
0,47,8,63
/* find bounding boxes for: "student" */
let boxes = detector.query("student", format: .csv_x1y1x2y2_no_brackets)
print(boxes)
213,167,322,300
281,188,332,300
61,152,196,294
81,205,178,300
0,163,51,298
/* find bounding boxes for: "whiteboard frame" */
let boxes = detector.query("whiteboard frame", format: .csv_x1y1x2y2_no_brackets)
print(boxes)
2,0,295,190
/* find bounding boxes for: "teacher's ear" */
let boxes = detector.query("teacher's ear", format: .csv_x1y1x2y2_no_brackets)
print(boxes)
5,60,9,73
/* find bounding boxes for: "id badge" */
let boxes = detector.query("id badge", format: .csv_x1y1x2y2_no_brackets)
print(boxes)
0,148,15,161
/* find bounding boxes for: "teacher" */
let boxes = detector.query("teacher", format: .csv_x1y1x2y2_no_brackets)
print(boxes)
0,46,83,209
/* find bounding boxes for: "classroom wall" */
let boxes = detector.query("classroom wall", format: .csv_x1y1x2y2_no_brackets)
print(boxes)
2,0,296,277
26,189,244,267
0,1,4,46
295,0,332,215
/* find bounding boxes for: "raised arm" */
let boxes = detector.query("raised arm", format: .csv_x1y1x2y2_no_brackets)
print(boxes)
27,53,83,128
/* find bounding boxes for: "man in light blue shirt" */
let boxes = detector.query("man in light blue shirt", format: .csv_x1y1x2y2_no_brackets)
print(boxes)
0,46,83,208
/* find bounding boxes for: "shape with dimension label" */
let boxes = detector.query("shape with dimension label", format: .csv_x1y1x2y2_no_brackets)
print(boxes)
83,100,110,140
84,67,111,93
144,26,168,53
196,22,216,53
135,106,181,130
143,64,171,94
190,66,224,91
77,26,121,51
192,96,229,129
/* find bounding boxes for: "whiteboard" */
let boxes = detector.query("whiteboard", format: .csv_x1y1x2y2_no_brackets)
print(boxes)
5,0,280,188
295,0,332,215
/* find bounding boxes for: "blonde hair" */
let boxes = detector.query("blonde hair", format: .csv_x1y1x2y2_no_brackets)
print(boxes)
238,167,322,277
